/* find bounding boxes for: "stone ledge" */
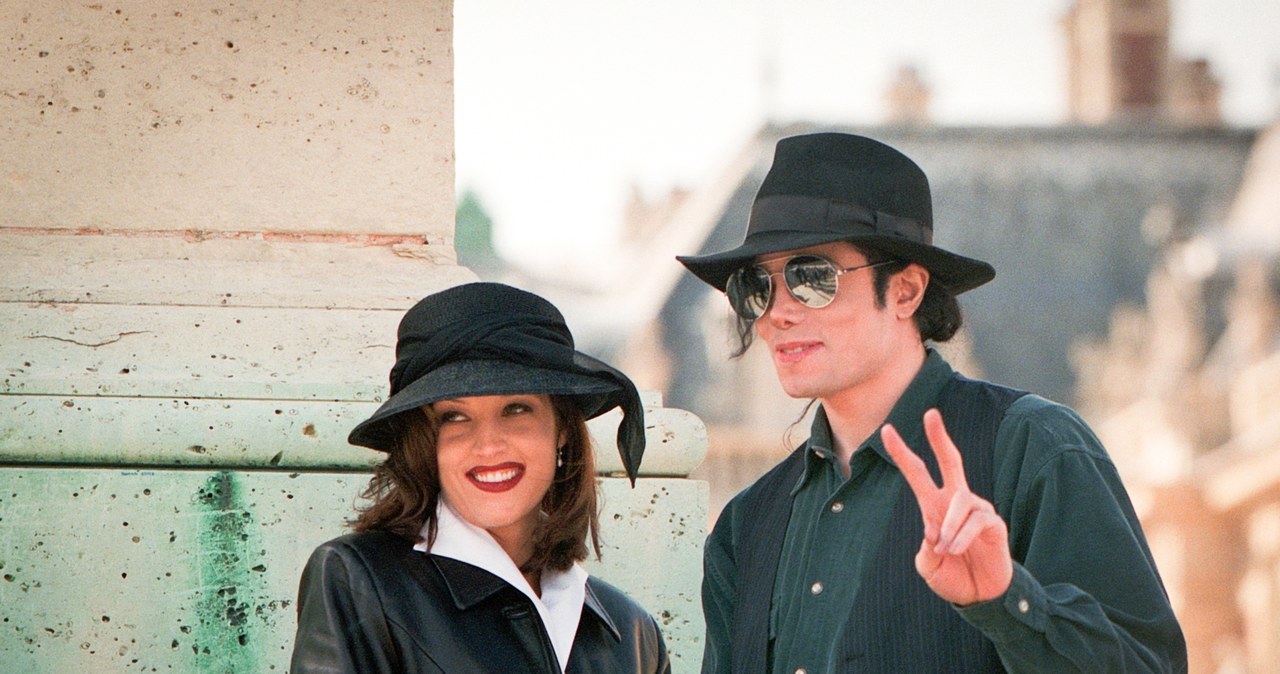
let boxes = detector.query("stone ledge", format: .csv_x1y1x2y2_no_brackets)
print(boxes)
0,392,706,478
4,302,395,401
0,231,475,309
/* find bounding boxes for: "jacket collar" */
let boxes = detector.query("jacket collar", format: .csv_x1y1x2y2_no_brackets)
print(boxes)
428,556,622,642
431,555,511,610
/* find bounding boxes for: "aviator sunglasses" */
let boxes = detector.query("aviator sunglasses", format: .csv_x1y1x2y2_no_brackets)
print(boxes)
725,254,895,320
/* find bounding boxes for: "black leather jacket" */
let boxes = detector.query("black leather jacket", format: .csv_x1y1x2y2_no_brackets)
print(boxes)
290,531,671,674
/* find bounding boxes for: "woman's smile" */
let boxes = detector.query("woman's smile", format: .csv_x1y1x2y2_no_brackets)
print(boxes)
468,462,526,492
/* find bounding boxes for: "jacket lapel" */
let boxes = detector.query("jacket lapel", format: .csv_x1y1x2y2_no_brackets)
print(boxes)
428,555,511,610
582,580,622,642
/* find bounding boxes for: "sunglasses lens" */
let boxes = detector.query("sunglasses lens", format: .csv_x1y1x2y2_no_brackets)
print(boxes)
783,256,840,308
726,266,772,319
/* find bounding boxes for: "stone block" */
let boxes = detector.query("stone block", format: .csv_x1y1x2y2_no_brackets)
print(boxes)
0,468,706,673
588,478,708,673
0,467,359,672
0,1,454,236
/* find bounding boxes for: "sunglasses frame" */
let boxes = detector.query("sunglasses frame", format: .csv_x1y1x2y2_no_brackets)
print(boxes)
726,254,895,320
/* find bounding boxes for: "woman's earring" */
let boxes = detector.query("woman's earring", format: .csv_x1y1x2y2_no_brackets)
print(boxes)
556,446,565,468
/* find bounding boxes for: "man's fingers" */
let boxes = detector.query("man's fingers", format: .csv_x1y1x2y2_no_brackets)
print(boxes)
923,409,970,490
935,494,1001,555
935,491,972,552
880,422,939,506
945,510,1006,555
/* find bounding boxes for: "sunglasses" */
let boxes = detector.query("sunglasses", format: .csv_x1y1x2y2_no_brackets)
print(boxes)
725,255,894,320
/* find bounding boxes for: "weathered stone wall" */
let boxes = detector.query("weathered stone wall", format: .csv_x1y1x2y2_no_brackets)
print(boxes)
1,1,454,234
0,398,706,673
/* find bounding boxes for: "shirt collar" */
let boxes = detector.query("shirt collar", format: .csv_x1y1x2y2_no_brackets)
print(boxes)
795,348,955,490
792,405,836,495
417,501,588,672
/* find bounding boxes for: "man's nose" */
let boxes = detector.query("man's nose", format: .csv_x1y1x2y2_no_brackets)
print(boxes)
764,283,805,326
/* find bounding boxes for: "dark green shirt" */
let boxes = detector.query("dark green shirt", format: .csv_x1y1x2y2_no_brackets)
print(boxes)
701,350,1185,673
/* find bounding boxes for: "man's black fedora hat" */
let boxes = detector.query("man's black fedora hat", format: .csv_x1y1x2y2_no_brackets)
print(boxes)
348,282,646,484
677,132,994,294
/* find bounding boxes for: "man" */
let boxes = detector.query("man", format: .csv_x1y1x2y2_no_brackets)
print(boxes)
677,132,1186,673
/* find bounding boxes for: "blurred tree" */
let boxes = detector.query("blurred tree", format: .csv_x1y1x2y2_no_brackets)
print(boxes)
455,188,503,274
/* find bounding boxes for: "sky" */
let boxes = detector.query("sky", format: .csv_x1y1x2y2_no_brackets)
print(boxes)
453,0,1280,281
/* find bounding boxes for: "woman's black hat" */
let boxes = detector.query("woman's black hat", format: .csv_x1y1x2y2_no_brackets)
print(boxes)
677,132,994,294
348,282,646,484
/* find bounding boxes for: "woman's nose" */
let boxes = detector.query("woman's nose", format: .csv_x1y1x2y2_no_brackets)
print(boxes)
471,420,507,454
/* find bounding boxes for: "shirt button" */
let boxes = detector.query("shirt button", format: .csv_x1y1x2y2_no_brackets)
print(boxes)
810,581,824,595
830,501,844,513
1017,598,1030,614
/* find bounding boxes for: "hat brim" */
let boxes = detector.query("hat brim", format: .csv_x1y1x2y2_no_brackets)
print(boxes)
677,230,995,295
348,359,621,451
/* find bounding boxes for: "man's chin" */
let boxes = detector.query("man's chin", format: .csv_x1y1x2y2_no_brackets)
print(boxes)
777,379,823,400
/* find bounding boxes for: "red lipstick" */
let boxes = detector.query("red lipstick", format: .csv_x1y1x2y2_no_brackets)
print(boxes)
467,462,525,493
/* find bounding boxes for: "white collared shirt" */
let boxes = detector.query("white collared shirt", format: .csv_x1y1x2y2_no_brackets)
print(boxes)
415,501,588,672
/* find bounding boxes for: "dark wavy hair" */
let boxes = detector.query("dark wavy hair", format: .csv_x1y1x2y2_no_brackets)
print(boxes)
730,243,963,357
350,395,601,573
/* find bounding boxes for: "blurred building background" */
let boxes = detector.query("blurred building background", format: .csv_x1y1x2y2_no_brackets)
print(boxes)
456,0,1280,671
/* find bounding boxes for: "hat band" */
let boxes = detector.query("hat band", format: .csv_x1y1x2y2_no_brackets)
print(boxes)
746,195,932,244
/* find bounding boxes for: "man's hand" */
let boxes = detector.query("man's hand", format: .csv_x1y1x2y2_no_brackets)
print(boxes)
880,408,1013,606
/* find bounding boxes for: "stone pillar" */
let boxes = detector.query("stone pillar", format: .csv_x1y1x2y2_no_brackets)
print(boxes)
0,2,708,672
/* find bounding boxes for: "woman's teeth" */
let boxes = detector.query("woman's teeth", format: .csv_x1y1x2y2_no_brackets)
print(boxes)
473,467,519,483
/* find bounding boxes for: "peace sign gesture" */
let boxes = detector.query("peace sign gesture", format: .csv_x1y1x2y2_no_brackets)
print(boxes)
880,408,1013,606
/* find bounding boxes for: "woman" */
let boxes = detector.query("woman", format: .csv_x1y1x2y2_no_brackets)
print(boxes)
290,282,670,673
